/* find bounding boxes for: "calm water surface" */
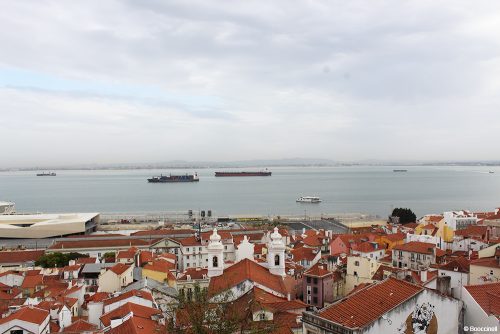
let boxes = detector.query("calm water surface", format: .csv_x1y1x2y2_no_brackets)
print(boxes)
0,166,499,217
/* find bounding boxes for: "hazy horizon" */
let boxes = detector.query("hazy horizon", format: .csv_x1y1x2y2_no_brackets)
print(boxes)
2,1,500,167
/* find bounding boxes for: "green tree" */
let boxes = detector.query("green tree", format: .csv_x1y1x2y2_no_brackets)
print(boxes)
391,208,417,225
35,252,89,268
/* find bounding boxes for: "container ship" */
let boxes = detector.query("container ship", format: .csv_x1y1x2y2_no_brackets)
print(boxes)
148,173,199,183
36,172,56,176
214,170,272,177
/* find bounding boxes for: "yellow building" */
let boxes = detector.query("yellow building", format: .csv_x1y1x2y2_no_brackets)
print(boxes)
142,260,177,287
344,256,380,294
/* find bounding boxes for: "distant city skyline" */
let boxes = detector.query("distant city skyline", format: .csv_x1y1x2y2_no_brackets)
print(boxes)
1,1,500,168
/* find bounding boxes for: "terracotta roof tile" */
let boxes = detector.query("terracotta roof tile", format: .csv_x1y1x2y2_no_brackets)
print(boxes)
304,262,332,278
103,290,153,306
290,247,318,262
143,260,175,273
49,239,153,250
0,250,44,264
109,263,131,275
178,268,208,281
209,258,288,296
0,306,49,325
107,316,165,334
464,282,500,317
63,318,97,332
318,278,423,329
100,302,161,326
470,258,500,269
393,241,436,255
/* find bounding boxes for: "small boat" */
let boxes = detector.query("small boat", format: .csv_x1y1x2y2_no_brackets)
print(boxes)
393,169,408,172
36,172,56,176
296,196,322,203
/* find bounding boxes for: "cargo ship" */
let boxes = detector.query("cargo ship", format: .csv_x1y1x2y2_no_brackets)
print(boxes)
36,172,56,176
148,173,199,183
215,170,272,177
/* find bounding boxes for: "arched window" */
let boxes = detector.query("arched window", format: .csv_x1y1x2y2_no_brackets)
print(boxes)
213,256,218,268
274,254,280,266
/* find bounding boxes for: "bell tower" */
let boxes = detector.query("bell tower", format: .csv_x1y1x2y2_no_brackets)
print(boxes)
207,228,224,277
267,227,286,276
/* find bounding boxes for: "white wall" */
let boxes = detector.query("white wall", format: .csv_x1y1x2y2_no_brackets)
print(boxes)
0,273,24,287
461,287,499,329
363,290,462,334
437,269,469,298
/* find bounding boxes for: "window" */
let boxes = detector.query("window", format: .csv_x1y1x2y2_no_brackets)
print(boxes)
306,277,311,283
186,248,190,252
354,261,359,266
199,247,202,252
313,297,318,304
353,271,358,276
313,287,318,294
259,313,266,321
187,288,193,301
313,278,318,284
213,256,219,268
275,254,280,266
10,330,23,334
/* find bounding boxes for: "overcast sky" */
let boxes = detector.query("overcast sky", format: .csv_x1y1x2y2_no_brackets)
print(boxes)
1,1,499,167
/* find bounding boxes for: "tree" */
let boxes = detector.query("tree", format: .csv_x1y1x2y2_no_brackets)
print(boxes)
166,284,277,334
391,208,417,225
35,252,89,268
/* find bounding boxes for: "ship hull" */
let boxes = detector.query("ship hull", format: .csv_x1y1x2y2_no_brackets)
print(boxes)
214,172,272,177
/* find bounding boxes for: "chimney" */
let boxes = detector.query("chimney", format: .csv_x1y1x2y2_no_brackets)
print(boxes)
68,260,76,266
420,269,428,282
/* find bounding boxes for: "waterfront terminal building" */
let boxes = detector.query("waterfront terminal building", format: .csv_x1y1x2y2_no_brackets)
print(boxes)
0,212,99,238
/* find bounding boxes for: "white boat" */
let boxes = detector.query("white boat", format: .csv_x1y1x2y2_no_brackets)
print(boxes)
296,196,322,203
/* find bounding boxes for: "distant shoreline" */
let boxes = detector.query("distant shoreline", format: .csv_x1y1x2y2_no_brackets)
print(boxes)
1,162,500,172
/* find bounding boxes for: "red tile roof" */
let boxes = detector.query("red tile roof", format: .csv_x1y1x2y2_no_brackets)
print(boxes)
209,258,288,296
178,236,201,246
318,278,423,329
109,263,131,275
0,250,44,264
100,302,161,326
21,274,44,289
353,242,386,253
49,239,153,249
290,246,318,262
103,290,153,306
63,318,97,332
304,262,332,278
393,241,436,255
178,267,208,281
470,258,500,269
0,306,49,325
464,282,500,318
107,316,165,334
131,229,193,236
143,260,175,273
381,232,406,242
440,257,470,273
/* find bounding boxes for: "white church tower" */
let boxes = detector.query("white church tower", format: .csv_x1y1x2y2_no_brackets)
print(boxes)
207,229,224,278
267,227,286,276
